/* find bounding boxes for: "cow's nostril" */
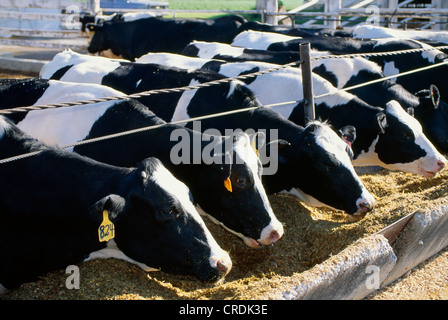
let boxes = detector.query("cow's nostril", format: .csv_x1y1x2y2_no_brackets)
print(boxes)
270,230,281,243
437,160,446,170
216,260,230,273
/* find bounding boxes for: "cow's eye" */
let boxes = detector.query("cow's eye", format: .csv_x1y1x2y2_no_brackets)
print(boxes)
403,130,414,141
162,206,179,218
236,177,247,187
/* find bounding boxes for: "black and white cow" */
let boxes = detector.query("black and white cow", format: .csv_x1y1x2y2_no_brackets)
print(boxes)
135,52,446,177
0,115,231,292
231,30,448,98
80,12,158,32
353,25,448,45
40,51,375,216
86,15,246,60
238,20,353,38
182,40,304,64
0,78,283,249
180,42,448,154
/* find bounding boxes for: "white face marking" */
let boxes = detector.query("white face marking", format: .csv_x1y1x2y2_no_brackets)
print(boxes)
170,79,199,125
232,134,284,245
314,123,357,172
16,81,124,150
151,163,231,268
313,123,375,212
232,30,301,50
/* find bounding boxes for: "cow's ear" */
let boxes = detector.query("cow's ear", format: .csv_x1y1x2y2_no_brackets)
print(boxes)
87,23,103,32
415,85,440,110
247,130,266,156
88,194,126,224
337,125,357,144
376,112,388,134
265,139,292,165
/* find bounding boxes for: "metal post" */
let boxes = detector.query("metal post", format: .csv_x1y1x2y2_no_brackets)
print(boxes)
300,43,315,124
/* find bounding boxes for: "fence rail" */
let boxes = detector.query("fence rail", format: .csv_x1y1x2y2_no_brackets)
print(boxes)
2,0,448,50
0,0,96,49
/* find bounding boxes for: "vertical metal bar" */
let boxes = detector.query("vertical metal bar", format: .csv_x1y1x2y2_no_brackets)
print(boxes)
300,42,315,124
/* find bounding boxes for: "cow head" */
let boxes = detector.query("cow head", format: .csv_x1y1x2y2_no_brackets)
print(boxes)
87,23,109,55
264,121,375,217
373,100,446,177
88,157,231,282
193,132,283,248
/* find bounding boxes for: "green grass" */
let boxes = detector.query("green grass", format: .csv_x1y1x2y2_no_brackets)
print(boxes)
165,1,306,20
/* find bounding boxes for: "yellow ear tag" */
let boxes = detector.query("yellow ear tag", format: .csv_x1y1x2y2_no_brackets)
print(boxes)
224,177,233,193
98,210,115,242
251,140,259,158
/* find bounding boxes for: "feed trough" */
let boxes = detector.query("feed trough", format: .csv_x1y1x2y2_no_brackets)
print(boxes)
1,169,447,300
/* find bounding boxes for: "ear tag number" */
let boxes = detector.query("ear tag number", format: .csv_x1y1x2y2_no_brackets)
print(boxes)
224,177,233,193
98,210,115,242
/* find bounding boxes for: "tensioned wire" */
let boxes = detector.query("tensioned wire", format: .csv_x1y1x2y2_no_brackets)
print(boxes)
0,45,447,164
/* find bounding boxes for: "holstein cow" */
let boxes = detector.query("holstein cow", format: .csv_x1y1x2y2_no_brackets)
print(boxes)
0,78,283,249
40,51,375,217
0,115,231,293
238,20,353,38
231,30,448,98
86,15,247,60
80,12,158,32
135,52,446,177
181,41,448,154
353,25,448,45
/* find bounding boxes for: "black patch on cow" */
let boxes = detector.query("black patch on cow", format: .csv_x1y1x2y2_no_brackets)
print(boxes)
50,64,74,80
0,78,50,123
200,60,225,73
74,99,167,167
237,67,260,85
101,62,194,121
88,15,245,60
312,64,338,88
181,43,200,57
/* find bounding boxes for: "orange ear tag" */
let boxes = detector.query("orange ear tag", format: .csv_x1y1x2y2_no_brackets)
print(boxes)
98,210,115,242
224,177,233,193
